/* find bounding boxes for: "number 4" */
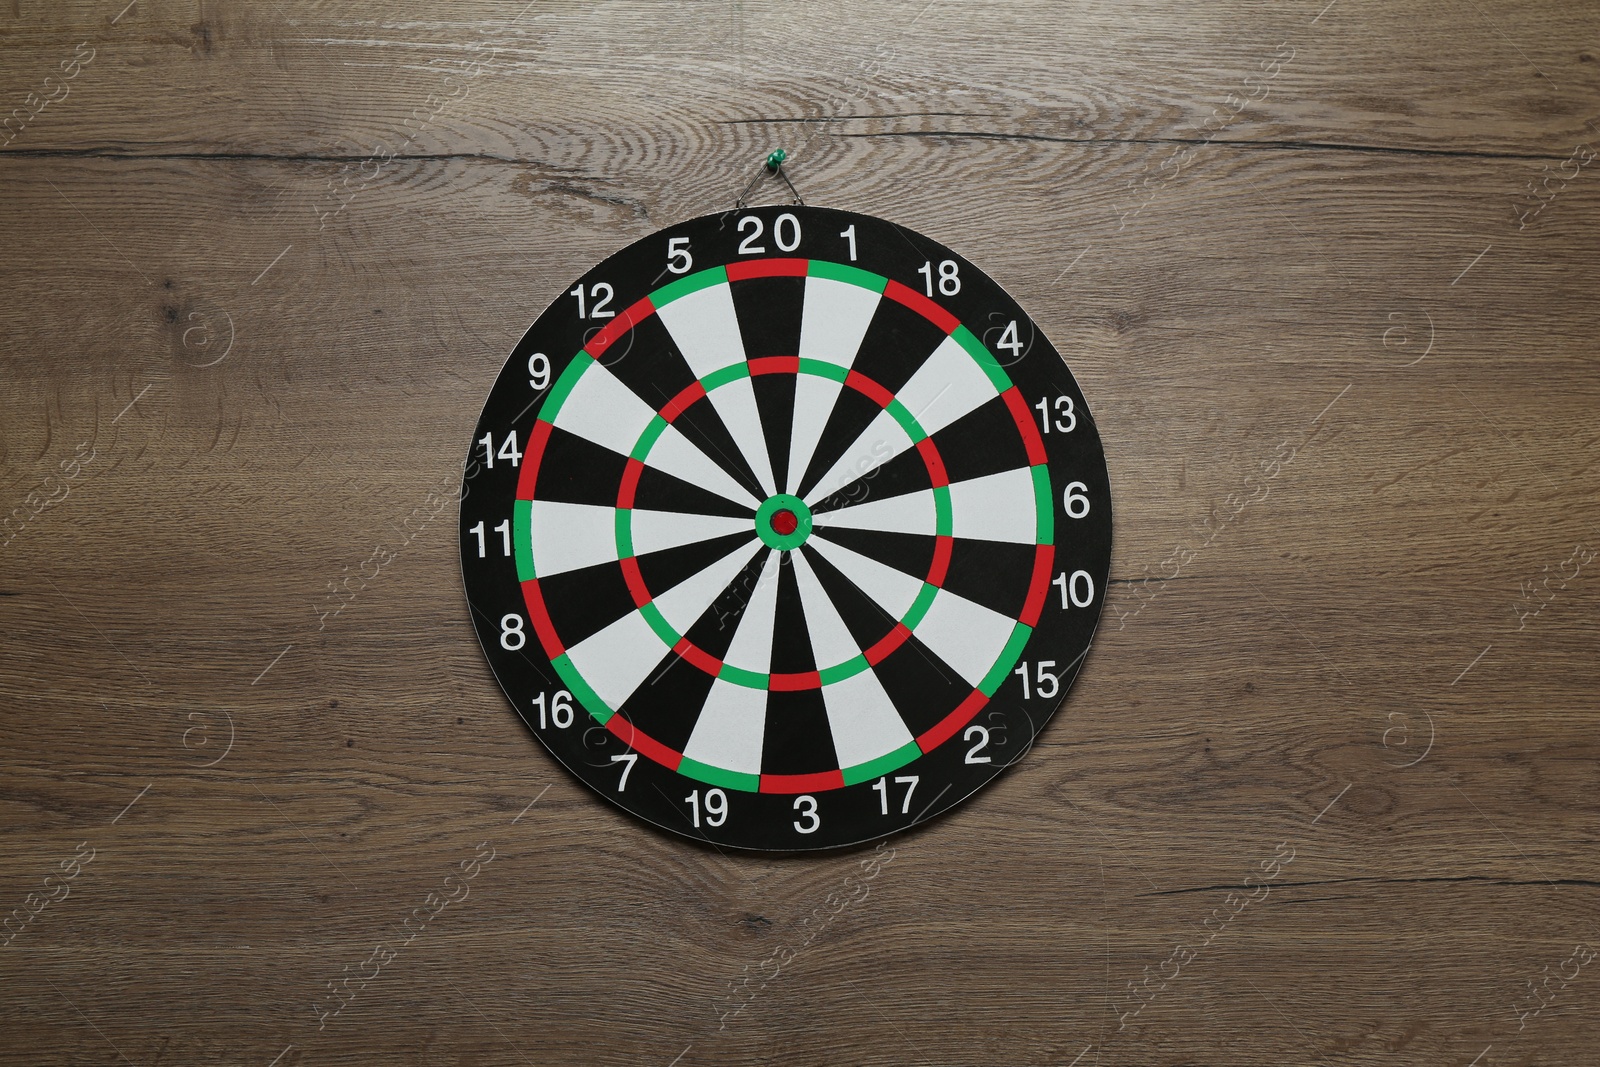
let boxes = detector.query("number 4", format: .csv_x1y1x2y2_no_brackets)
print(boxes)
871,775,919,815
995,320,1023,360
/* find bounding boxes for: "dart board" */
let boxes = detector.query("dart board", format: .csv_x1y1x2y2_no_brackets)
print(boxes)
460,205,1111,850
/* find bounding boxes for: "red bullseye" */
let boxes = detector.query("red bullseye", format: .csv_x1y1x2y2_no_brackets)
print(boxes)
771,509,799,536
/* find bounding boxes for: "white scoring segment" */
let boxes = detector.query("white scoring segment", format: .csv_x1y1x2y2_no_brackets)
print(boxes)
786,276,882,492
527,500,621,578
650,539,760,637
790,550,863,668
712,375,778,496
565,539,761,714
719,551,781,677
806,535,924,623
811,488,937,538
798,276,881,369
682,681,767,776
820,669,914,769
791,552,915,768
628,509,756,559
552,359,757,508
551,359,657,458
563,610,667,712
655,282,746,377
803,332,1005,505
655,281,777,497
804,407,914,504
896,333,1001,436
909,587,1019,689
947,467,1038,544
647,424,761,508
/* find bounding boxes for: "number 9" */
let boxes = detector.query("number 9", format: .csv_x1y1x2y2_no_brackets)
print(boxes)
527,353,550,391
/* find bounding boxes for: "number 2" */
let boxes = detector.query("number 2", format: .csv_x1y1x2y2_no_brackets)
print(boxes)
963,725,991,763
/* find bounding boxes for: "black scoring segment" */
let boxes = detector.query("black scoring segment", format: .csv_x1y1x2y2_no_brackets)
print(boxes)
928,395,1034,485
938,539,1038,620
730,275,806,358
535,559,638,648
850,295,950,397
533,427,626,507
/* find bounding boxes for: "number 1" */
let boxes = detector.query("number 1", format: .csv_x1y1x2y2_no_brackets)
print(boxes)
840,224,857,261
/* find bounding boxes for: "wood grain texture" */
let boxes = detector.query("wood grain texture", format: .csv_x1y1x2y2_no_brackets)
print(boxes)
3,0,1599,1064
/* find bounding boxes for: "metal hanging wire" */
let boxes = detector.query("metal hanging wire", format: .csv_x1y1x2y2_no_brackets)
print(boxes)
735,149,805,210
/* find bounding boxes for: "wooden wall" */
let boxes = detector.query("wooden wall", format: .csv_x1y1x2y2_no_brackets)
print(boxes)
2,1,1598,1063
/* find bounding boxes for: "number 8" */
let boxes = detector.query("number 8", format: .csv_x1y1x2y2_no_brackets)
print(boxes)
500,614,526,650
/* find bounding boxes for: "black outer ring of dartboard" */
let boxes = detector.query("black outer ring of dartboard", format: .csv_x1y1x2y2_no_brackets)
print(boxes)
459,205,1112,852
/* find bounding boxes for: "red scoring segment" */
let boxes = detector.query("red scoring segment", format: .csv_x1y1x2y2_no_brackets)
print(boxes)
771,509,799,536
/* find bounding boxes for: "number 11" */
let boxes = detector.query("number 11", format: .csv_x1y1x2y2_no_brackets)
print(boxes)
470,519,511,557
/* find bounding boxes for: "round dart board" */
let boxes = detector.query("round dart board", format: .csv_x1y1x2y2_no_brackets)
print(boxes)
460,205,1111,850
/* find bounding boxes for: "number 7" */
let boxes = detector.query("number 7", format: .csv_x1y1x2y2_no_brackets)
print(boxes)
609,753,637,791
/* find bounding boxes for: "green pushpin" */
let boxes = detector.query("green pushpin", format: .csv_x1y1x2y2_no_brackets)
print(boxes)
764,148,788,172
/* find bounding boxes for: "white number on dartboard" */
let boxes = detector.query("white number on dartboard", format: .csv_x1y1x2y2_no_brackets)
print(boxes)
995,321,1023,359
840,224,858,261
736,215,764,254
469,519,511,558
685,788,728,828
609,753,637,791
1062,481,1090,519
793,795,820,834
499,614,526,650
478,432,522,469
917,259,961,296
527,353,550,391
737,213,802,254
1035,396,1076,433
871,775,920,815
1013,661,1060,700
963,724,992,763
1052,570,1095,608
773,212,801,251
532,690,573,729
569,282,615,319
666,237,693,275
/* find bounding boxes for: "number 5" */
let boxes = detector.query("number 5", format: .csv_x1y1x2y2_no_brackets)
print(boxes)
666,237,693,275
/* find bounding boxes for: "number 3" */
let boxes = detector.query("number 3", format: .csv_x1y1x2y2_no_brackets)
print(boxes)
793,795,820,833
